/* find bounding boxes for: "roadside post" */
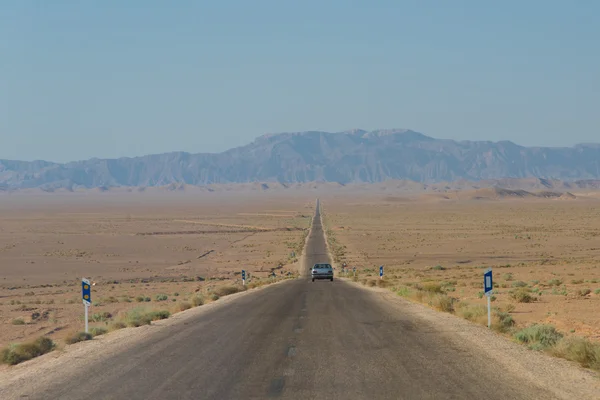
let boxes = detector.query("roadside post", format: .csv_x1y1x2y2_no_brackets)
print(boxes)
242,270,246,286
82,278,91,333
353,267,356,278
484,268,493,328
379,265,384,280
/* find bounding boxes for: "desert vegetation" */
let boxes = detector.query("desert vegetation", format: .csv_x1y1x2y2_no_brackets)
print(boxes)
322,195,600,371
0,193,312,365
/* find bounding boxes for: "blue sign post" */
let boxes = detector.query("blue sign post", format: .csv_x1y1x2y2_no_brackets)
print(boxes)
484,268,493,328
82,278,91,333
242,270,246,286
379,265,384,280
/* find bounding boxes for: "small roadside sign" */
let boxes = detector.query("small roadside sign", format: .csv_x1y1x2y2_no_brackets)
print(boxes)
484,268,493,328
379,265,384,279
82,278,91,333
484,268,493,296
82,278,91,306
242,270,246,285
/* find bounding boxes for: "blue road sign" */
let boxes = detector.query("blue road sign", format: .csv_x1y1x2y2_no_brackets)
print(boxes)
379,265,384,277
484,268,493,296
82,278,91,306
242,270,246,280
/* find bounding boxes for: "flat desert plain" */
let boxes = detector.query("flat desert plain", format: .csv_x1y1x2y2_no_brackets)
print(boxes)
0,192,314,348
321,193,600,342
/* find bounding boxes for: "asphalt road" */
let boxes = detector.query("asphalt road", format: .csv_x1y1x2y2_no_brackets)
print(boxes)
31,200,560,400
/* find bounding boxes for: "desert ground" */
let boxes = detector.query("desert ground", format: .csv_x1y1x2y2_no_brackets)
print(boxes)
321,191,600,343
0,192,314,349
2,185,600,363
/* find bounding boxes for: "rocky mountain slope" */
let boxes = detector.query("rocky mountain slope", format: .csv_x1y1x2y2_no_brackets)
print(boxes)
2,129,600,189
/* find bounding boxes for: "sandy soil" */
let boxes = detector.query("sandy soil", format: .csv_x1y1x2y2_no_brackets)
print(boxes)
321,195,600,342
0,192,314,348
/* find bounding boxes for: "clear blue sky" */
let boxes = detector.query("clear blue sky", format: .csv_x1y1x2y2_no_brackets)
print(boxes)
1,1,599,162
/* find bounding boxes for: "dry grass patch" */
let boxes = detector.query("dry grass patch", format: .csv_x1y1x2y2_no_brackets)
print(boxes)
551,336,600,371
65,331,93,345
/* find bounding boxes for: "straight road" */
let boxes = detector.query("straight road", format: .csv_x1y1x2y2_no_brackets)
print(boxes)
14,200,569,399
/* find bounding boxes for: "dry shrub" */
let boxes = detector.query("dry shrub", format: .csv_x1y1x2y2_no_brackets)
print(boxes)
418,282,443,293
177,302,192,312
510,288,537,303
117,308,171,327
551,336,600,371
455,302,487,324
190,294,204,307
429,293,455,312
214,285,246,297
376,279,390,288
412,290,425,303
65,331,93,345
1,337,55,365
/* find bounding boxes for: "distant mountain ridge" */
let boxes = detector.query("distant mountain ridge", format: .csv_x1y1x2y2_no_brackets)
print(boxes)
2,129,600,189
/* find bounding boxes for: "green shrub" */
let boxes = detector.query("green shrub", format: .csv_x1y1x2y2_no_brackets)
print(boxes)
147,310,170,320
511,281,528,288
547,279,562,286
11,318,25,325
135,296,145,302
155,294,168,302
514,325,563,350
119,308,170,327
1,337,55,365
90,327,108,337
432,265,445,271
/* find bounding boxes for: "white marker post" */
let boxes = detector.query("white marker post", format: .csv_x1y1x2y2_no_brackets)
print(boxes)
82,278,92,333
242,270,246,286
483,268,493,328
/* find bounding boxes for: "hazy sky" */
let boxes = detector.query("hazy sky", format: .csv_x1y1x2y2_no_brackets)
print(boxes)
2,1,599,162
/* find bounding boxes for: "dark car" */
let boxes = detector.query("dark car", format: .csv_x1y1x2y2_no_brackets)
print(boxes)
311,263,333,282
